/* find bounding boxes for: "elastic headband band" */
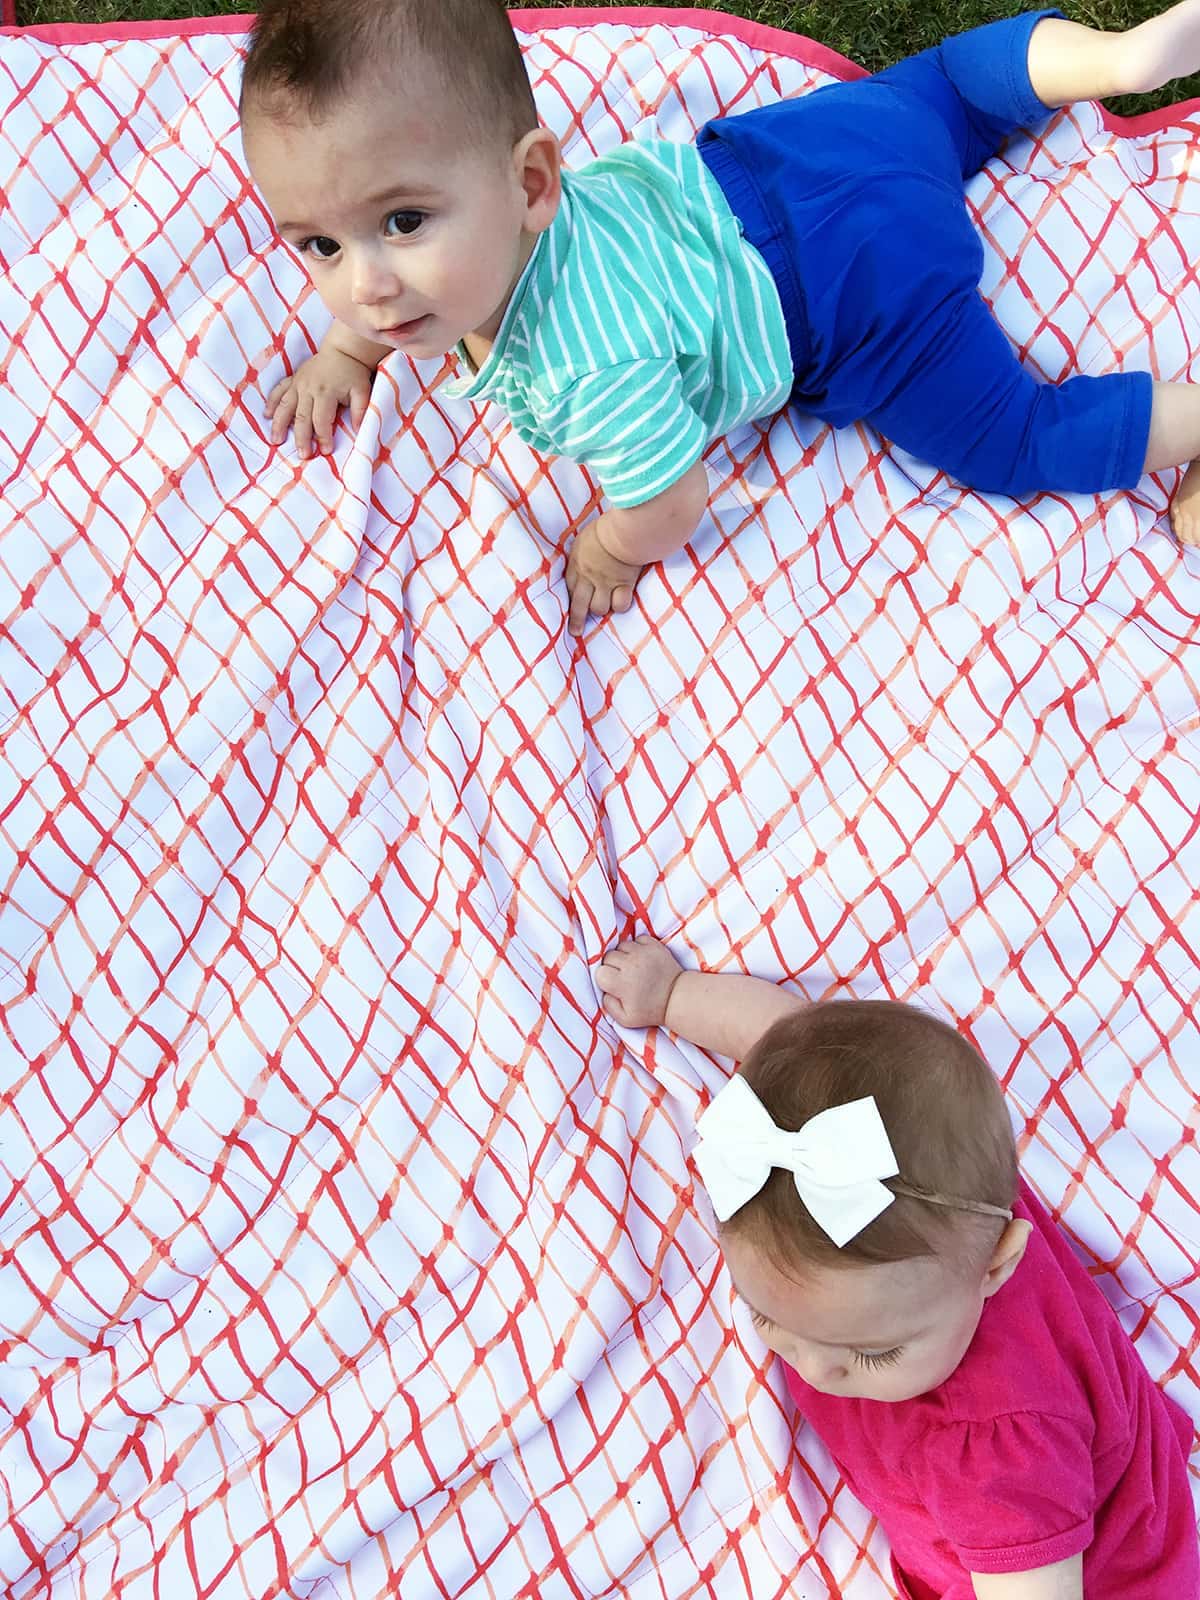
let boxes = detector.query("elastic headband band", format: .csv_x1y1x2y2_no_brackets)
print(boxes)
888,1179,1013,1223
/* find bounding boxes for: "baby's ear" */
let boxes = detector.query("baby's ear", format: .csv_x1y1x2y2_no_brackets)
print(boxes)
981,1218,1032,1299
514,127,562,232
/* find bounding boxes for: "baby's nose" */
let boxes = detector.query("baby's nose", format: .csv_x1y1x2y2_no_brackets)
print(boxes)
792,1346,849,1390
351,255,400,306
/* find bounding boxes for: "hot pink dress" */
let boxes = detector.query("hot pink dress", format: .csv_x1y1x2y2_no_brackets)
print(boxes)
786,1182,1198,1598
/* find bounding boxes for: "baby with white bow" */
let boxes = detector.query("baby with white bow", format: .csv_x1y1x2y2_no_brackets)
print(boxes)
596,937,1197,1600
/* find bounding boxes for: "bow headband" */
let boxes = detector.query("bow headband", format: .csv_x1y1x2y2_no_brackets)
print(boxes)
692,1075,1012,1247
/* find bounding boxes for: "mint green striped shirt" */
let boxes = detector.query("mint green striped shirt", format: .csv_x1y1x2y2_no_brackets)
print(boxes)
441,140,792,508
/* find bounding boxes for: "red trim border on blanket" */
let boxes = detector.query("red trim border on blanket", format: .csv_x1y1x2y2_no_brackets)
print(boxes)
0,4,1197,137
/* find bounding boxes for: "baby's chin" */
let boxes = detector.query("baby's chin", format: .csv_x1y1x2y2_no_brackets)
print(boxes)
875,1361,965,1404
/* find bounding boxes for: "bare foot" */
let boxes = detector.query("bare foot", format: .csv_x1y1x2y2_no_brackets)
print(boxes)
1170,458,1200,546
1120,0,1200,96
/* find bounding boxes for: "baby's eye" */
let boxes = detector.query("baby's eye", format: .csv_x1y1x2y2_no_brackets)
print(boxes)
852,1346,903,1370
384,210,425,238
299,235,340,261
749,1309,774,1331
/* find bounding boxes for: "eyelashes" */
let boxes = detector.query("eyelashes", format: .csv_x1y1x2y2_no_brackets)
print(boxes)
298,234,340,261
852,1346,903,1370
748,1311,904,1370
384,209,425,236
292,210,426,261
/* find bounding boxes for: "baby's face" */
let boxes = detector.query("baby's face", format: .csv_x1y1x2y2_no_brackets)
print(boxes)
724,1235,992,1402
242,81,547,362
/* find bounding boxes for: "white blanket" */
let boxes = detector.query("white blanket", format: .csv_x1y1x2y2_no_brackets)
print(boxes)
1,9,1197,1597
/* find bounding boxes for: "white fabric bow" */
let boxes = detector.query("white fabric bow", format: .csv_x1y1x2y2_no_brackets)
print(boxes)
692,1076,900,1247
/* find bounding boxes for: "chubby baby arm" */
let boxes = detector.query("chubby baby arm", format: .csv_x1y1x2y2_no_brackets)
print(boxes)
265,321,392,455
565,458,709,636
596,937,804,1061
970,1556,1082,1600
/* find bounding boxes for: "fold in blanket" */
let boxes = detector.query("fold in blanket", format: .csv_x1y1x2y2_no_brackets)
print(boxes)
0,9,1197,1599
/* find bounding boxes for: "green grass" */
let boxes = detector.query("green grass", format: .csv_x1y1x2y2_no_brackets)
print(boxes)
13,0,1200,115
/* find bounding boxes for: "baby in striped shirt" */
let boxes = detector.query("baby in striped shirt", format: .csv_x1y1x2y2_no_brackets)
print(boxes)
240,0,1200,636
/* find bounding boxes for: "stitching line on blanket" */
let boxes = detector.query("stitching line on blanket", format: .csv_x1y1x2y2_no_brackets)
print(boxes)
733,593,1184,991
21,1315,459,1590
2,318,277,497
27,1413,269,1597
0,754,428,1242
1014,1066,1200,1278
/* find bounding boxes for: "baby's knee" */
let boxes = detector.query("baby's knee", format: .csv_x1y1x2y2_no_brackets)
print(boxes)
882,370,1151,500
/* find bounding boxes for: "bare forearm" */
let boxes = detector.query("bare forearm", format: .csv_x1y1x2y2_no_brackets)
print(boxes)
325,319,392,371
970,1555,1082,1600
664,971,805,1061
596,459,709,564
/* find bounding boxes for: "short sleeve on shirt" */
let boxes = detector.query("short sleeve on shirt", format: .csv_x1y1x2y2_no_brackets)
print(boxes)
904,1410,1096,1576
531,360,709,507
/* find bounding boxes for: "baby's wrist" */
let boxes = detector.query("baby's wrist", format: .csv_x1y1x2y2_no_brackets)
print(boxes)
592,510,647,567
325,322,389,371
660,966,688,1031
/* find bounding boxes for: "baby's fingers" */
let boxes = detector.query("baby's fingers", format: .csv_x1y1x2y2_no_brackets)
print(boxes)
268,385,299,444
311,392,340,454
595,954,623,993
567,573,595,638
291,394,317,458
348,379,372,431
265,375,294,419
599,990,630,1024
604,937,655,964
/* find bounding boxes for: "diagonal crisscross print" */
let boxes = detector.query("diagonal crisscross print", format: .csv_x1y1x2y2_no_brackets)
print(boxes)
0,7,1198,1597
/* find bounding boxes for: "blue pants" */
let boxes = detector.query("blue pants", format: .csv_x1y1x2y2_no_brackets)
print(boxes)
698,11,1152,497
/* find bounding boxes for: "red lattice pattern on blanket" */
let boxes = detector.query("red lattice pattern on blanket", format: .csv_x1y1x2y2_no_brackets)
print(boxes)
1,9,1198,1598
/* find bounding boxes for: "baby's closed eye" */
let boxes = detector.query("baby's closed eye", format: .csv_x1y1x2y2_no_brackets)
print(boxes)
852,1346,903,1370
746,1305,904,1369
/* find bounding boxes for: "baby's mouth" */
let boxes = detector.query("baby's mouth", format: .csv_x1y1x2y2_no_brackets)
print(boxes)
376,315,431,341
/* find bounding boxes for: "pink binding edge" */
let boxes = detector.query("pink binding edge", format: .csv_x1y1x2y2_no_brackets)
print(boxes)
1,4,1198,137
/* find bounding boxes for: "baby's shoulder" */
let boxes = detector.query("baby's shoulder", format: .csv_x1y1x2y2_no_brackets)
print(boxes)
565,137,720,238
925,1212,1136,1442
569,136,703,190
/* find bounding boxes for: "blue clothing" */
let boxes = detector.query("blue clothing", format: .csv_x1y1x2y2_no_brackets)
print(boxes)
697,11,1153,497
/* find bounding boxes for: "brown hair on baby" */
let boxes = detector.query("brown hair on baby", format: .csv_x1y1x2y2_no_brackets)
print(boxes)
240,0,539,145
722,1000,1018,1276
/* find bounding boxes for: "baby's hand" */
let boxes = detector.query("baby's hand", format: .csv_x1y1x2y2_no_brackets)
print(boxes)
565,516,644,637
264,345,376,456
596,937,683,1029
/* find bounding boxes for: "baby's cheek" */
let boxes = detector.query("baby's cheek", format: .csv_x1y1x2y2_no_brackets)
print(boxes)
765,1332,806,1372
311,274,343,308
900,1340,969,1399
